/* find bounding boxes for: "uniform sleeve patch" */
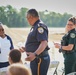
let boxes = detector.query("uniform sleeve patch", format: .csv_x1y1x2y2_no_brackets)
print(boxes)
38,27,44,34
70,33,75,38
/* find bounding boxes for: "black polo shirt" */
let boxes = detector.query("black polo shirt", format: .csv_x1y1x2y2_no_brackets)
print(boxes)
25,19,49,52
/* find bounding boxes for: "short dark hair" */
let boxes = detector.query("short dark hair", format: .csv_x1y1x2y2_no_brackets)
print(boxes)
68,17,76,25
27,9,39,17
9,49,21,63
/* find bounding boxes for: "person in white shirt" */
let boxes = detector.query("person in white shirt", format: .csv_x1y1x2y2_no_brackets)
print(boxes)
0,22,14,75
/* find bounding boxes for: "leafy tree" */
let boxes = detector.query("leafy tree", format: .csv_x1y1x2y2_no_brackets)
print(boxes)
0,5,73,27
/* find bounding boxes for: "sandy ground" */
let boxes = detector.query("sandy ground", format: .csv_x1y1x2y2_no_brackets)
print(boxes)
3,25,64,46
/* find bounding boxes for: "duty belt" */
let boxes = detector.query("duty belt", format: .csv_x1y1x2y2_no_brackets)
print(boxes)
64,50,76,54
39,51,48,57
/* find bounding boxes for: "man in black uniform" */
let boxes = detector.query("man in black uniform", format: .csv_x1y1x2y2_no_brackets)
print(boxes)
20,9,50,75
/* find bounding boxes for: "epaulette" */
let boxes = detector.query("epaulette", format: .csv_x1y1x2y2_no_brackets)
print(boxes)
38,22,47,30
38,24,40,27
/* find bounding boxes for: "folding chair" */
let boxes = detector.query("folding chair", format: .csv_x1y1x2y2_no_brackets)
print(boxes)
0,67,7,75
61,68,65,75
67,72,76,75
50,61,60,75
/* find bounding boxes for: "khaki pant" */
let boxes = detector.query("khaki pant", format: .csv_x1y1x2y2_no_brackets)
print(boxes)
0,71,6,75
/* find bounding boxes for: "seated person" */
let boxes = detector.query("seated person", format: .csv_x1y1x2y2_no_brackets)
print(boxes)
8,49,23,64
7,63,31,75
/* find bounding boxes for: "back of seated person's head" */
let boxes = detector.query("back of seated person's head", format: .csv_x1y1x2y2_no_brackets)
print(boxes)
8,49,22,64
7,63,31,75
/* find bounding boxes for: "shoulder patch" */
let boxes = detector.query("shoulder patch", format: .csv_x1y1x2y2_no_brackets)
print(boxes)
70,33,75,38
38,27,44,34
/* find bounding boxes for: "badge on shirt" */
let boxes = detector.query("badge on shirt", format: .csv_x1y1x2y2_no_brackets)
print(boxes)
38,27,44,34
70,33,75,38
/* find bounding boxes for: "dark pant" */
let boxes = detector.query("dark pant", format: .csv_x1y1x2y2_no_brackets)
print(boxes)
63,52,76,75
30,54,50,75
0,62,9,68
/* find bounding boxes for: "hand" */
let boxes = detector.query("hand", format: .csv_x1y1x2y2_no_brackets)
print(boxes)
54,43,61,48
19,47,25,53
25,52,36,61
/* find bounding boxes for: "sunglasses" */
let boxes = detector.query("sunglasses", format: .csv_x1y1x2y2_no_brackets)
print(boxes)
67,24,74,26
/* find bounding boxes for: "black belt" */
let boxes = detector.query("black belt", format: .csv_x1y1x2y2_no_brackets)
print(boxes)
64,50,76,54
39,51,48,57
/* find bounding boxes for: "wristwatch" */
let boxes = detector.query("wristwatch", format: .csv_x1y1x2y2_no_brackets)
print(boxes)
59,46,62,53
34,52,38,57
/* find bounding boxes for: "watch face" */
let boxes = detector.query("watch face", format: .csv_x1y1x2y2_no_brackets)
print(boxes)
34,52,38,57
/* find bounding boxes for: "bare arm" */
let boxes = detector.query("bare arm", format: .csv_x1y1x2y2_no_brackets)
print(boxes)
62,44,74,51
35,40,48,55
54,43,74,51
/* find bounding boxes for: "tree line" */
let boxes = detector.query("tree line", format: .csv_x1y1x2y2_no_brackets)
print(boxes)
0,5,72,27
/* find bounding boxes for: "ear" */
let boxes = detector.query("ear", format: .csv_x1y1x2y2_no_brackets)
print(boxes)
8,57,12,64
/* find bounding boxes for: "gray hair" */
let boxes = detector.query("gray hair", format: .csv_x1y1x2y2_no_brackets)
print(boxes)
27,9,39,17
